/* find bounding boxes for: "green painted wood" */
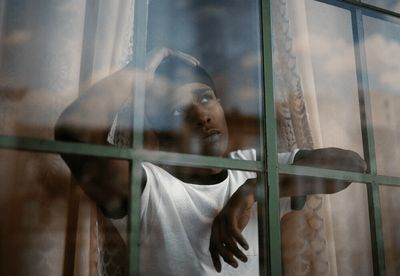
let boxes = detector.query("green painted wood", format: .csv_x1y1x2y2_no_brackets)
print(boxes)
341,0,400,18
0,135,134,159
0,135,264,171
279,164,400,186
261,0,282,275
353,8,386,275
367,183,387,276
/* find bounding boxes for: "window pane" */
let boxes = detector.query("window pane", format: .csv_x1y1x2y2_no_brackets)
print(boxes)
0,149,68,275
273,0,364,160
280,182,373,275
273,1,372,275
11,0,266,159
0,150,131,275
0,1,88,139
362,0,400,13
137,164,262,275
364,14,400,177
138,0,263,158
380,185,400,276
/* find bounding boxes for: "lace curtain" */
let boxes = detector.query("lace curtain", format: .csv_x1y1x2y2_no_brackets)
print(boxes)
273,0,374,275
271,0,331,275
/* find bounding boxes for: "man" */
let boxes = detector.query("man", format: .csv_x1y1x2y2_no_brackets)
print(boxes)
55,48,366,275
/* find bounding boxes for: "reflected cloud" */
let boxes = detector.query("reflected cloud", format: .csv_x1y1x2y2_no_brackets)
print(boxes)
237,88,257,104
240,53,260,69
365,34,400,93
1,30,32,46
298,31,400,95
57,1,81,13
307,33,354,74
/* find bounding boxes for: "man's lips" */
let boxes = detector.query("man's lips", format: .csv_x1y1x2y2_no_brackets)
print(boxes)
202,129,221,139
202,129,222,144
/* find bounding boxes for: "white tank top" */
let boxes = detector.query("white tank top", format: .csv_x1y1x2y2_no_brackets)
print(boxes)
137,149,298,276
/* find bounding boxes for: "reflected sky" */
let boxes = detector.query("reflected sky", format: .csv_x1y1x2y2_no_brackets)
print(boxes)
364,15,400,95
147,0,263,115
303,0,400,97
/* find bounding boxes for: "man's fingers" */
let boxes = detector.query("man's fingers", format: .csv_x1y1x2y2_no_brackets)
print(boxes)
210,244,222,272
224,240,248,263
210,222,222,272
232,229,249,251
218,244,239,268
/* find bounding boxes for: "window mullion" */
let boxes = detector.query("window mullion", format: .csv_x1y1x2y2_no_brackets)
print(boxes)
129,0,149,274
352,8,386,275
261,0,281,275
0,135,133,159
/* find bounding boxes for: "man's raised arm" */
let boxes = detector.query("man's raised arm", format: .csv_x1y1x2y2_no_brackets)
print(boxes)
54,66,140,218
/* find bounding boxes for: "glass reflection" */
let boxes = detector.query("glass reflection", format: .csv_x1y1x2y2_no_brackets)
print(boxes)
139,163,261,275
273,1,372,275
144,0,263,156
0,150,107,275
364,15,400,177
53,0,265,275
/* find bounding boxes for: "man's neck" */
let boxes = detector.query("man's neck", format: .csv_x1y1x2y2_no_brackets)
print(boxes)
161,165,228,185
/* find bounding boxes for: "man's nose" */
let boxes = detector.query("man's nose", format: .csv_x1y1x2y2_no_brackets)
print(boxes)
190,104,211,127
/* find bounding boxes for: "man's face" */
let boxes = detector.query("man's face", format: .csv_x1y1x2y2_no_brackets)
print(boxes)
149,82,229,156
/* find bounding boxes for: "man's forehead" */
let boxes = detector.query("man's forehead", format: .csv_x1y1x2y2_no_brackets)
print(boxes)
148,81,214,103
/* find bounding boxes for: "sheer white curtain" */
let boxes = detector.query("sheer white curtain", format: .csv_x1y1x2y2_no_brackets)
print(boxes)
0,1,134,275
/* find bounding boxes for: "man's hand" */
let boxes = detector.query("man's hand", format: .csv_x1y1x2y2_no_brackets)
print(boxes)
209,179,256,272
280,147,368,197
293,148,367,172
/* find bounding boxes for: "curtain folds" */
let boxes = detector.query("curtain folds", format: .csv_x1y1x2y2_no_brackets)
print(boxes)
272,0,334,275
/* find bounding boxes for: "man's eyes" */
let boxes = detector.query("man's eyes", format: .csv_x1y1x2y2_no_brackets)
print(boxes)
200,94,213,104
199,91,215,104
172,92,215,116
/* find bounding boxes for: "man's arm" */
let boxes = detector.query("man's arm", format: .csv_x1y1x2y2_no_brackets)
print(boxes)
209,179,256,272
54,66,138,218
280,147,367,197
209,147,367,271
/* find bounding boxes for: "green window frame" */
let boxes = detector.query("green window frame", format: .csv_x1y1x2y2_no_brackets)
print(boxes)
1,0,400,275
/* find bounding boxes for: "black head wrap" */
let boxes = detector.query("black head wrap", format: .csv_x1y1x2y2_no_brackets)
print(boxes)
150,50,216,93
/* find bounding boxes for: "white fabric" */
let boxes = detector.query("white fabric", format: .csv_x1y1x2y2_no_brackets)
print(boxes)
135,149,298,276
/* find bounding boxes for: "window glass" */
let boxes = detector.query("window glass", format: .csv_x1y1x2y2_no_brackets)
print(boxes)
363,14,400,177
280,182,373,276
0,151,132,275
0,149,66,275
273,0,364,159
325,183,373,275
362,0,400,13
138,163,262,275
273,1,372,275
0,1,87,140
380,185,400,276
19,0,266,159
302,0,363,156
141,0,263,158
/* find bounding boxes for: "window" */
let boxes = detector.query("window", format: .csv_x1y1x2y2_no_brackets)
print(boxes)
0,0,399,275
